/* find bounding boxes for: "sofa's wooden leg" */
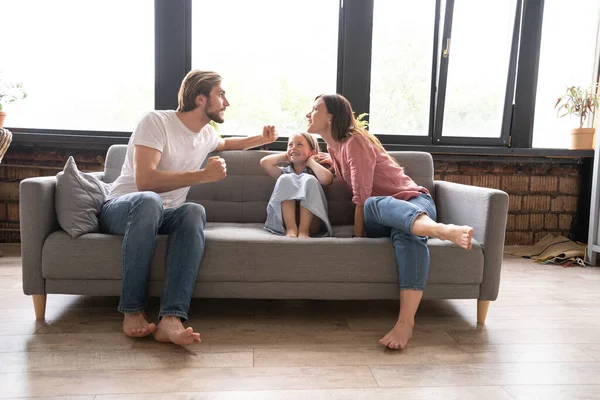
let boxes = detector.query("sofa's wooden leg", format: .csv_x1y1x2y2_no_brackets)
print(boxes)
477,300,490,325
33,294,47,320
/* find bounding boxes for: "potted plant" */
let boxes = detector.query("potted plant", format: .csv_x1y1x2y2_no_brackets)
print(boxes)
355,112,369,129
555,85,600,149
0,73,27,128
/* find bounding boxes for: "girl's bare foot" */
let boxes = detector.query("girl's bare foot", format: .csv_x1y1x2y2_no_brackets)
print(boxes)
286,228,298,237
379,321,414,350
123,313,157,338
154,316,201,345
298,230,310,238
437,224,474,250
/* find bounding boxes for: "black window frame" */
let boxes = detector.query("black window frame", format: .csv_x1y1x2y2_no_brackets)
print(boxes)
432,0,522,147
340,0,532,148
7,0,591,156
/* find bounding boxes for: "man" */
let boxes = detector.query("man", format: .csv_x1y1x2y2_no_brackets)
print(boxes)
99,70,277,345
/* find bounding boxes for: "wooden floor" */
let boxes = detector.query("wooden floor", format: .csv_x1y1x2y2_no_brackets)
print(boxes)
1,244,600,399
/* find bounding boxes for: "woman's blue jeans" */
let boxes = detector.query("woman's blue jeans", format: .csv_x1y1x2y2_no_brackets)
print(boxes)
363,193,437,291
99,191,206,321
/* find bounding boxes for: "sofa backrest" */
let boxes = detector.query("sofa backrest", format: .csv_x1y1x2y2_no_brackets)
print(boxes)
104,145,127,184
103,144,434,225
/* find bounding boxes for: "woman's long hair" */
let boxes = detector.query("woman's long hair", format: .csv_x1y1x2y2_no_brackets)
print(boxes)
317,94,399,167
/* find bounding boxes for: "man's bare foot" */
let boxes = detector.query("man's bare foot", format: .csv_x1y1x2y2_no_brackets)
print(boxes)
379,321,414,350
154,316,201,345
437,224,474,250
298,230,310,238
286,228,298,238
123,313,157,338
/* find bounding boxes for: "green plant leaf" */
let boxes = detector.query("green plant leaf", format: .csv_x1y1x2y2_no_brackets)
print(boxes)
555,83,600,127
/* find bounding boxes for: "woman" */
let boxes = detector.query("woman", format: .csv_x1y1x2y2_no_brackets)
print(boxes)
307,94,474,350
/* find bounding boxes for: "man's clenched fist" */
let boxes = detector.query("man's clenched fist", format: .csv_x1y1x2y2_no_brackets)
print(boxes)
202,156,227,183
262,125,278,145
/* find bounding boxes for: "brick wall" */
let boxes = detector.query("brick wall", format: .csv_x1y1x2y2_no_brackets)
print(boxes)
0,145,588,245
434,159,584,245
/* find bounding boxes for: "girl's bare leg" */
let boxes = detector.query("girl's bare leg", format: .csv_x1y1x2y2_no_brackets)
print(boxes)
298,205,315,238
282,200,298,237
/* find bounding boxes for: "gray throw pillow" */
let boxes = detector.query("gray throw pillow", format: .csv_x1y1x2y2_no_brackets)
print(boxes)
55,156,110,237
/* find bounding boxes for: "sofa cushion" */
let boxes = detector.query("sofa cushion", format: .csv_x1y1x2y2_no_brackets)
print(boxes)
55,156,110,238
42,223,484,286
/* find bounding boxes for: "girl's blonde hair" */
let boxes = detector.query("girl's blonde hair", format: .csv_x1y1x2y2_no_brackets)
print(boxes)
316,94,400,167
291,132,320,154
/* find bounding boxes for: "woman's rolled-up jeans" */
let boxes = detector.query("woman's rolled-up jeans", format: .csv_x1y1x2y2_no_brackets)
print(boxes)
363,193,437,291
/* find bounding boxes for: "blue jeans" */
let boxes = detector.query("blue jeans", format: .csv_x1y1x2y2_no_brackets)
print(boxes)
99,191,206,321
363,193,437,291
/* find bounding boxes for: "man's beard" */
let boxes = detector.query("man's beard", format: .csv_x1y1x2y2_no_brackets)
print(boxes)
206,99,224,123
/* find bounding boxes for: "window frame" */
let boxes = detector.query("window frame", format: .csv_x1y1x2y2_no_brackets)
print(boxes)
5,0,594,155
432,0,522,146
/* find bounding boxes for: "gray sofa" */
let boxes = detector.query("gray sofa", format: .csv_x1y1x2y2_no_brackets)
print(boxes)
20,144,509,323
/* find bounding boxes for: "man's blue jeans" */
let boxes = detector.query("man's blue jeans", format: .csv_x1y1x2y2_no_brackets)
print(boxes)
363,193,437,291
99,191,206,321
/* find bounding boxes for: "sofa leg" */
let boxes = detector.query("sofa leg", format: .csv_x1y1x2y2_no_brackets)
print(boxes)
477,300,490,325
33,294,47,320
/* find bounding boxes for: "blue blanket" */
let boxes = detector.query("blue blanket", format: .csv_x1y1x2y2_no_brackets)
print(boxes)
264,173,333,236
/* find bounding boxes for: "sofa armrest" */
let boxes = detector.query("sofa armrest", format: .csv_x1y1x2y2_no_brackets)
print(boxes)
434,180,509,300
19,176,61,295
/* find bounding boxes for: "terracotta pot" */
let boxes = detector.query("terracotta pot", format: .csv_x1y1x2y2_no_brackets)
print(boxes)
0,111,5,129
570,127,595,150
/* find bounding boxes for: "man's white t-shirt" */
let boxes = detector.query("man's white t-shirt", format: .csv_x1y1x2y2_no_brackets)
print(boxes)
106,110,220,209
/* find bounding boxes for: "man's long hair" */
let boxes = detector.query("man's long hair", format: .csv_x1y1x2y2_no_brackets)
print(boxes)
177,70,222,112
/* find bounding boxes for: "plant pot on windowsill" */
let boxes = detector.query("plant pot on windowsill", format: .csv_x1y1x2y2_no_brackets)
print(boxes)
555,85,600,150
570,127,595,150
0,111,6,129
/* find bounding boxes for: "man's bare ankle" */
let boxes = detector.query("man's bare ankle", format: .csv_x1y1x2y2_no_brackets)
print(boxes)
124,312,144,319
159,315,183,326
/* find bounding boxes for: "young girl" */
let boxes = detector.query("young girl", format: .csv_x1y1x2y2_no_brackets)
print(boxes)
260,132,334,238
308,94,474,350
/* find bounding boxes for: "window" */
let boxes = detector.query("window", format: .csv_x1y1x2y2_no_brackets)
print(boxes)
369,0,437,136
3,0,154,132
439,0,518,139
367,0,520,144
532,0,600,148
4,0,597,152
191,0,338,136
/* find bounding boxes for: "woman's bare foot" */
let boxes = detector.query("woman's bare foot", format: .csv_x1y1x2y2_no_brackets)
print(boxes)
123,313,157,338
298,230,310,238
379,321,414,350
154,316,201,345
286,228,298,238
437,224,474,250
